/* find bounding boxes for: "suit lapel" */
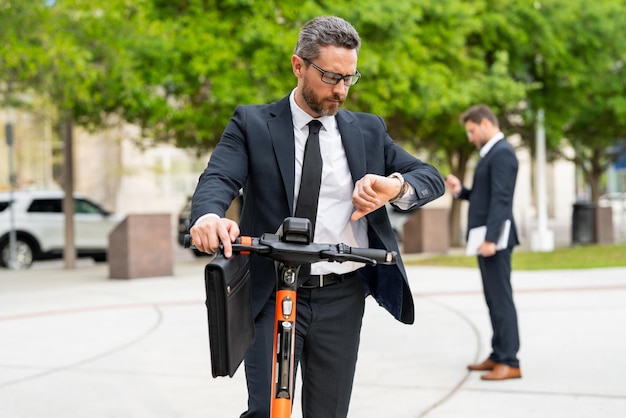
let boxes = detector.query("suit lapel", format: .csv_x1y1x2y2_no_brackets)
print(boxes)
267,96,297,214
336,110,366,184
336,111,393,241
473,137,506,181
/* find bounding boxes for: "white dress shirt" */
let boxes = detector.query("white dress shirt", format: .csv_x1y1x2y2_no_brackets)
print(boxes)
289,89,367,275
480,132,505,158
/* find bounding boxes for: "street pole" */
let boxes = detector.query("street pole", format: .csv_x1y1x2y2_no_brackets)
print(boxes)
531,108,555,252
6,121,17,269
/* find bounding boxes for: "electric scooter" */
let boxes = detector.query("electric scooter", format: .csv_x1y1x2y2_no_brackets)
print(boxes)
186,217,397,418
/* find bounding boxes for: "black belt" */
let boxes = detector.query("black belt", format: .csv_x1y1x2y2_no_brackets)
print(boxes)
299,271,357,289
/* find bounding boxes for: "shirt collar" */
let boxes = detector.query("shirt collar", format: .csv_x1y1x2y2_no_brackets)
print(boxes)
479,131,505,157
289,88,336,133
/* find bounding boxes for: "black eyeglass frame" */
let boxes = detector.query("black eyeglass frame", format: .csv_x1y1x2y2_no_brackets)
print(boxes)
301,57,361,87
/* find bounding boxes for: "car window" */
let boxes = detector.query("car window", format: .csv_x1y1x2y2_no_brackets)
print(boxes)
26,197,107,215
0,201,10,212
75,199,105,215
28,199,63,213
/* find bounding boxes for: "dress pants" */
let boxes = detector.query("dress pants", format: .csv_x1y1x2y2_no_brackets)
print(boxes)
240,276,365,418
477,247,520,368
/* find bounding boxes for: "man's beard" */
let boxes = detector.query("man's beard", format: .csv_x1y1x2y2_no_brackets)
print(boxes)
301,84,344,117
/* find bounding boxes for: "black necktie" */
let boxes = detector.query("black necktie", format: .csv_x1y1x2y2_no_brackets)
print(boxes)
295,119,323,237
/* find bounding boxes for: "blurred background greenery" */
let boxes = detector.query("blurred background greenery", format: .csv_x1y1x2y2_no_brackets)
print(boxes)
2,0,626,253
2,1,625,188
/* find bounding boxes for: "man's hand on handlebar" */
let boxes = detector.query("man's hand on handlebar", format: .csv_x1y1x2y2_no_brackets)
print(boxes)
189,217,240,257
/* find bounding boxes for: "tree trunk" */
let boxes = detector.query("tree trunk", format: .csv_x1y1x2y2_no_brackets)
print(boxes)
449,199,465,247
578,147,609,204
447,150,472,247
61,114,76,269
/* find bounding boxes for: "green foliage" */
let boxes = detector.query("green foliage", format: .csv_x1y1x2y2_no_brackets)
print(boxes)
127,0,306,147
1,0,160,132
534,0,626,201
0,1,50,106
1,0,625,181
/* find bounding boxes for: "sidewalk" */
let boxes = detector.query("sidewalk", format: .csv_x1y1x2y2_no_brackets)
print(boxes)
1,257,625,418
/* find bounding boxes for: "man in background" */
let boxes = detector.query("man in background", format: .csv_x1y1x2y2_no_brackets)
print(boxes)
445,104,521,381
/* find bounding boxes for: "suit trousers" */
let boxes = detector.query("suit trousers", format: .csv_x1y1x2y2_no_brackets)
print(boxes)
240,276,366,418
477,247,520,368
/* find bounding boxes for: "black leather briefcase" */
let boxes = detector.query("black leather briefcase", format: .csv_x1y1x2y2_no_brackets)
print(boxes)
204,252,255,377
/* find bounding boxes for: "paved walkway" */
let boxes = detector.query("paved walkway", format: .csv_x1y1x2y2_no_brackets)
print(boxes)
1,256,625,417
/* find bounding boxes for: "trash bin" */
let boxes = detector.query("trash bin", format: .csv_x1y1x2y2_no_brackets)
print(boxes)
572,201,596,245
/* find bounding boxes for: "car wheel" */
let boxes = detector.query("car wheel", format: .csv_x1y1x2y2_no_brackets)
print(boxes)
0,238,35,269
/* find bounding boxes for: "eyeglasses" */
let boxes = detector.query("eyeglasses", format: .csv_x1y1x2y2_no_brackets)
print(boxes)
301,57,361,87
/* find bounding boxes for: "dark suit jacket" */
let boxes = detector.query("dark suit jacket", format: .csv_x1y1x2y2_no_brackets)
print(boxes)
458,138,520,247
191,95,444,324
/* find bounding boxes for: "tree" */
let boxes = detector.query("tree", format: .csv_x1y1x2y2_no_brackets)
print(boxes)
4,0,626,253
549,0,626,202
0,1,535,248
0,1,50,108
506,0,626,202
420,0,626,242
344,0,531,245
129,0,306,148
1,0,160,267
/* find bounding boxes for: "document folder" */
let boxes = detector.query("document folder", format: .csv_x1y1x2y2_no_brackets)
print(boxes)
466,219,511,256
204,253,254,377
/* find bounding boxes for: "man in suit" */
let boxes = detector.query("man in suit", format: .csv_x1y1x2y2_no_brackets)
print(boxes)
190,15,444,418
445,104,522,381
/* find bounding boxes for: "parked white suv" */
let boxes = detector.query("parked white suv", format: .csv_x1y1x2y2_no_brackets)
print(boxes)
0,190,124,269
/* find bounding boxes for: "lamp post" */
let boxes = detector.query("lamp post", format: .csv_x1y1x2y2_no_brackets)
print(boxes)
531,108,555,251
5,116,17,269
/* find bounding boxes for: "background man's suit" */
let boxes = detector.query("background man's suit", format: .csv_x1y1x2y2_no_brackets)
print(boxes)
458,137,521,368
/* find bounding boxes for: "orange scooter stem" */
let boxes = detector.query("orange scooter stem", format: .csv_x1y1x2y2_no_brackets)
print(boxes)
270,288,298,418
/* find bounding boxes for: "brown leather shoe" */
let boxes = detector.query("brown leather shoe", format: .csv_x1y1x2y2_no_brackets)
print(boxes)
480,363,522,381
467,358,496,371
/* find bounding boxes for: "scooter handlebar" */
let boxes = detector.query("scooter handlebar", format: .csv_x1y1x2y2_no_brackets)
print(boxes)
340,245,397,265
183,234,396,266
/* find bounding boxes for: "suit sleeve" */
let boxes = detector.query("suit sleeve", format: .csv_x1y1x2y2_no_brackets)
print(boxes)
458,186,472,201
190,106,250,225
380,117,445,210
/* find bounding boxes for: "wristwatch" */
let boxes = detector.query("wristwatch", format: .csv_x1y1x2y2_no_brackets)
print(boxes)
388,172,408,203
